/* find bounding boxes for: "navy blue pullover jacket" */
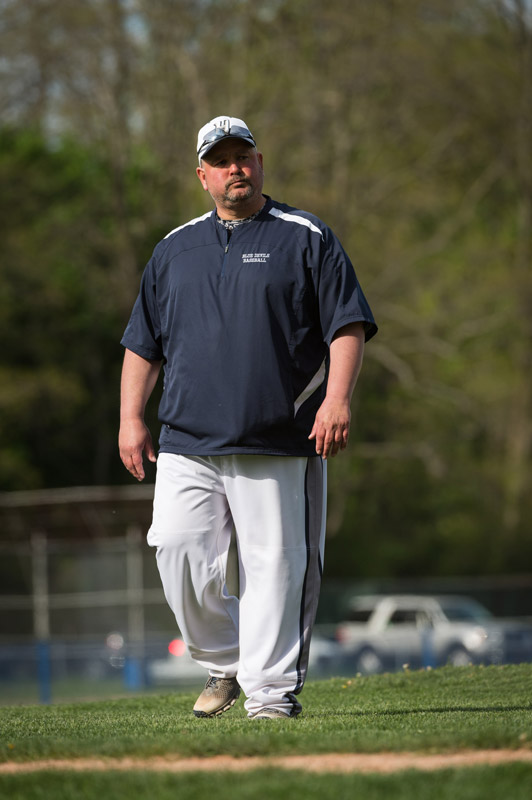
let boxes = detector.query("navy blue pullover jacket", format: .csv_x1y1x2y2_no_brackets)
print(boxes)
121,196,377,456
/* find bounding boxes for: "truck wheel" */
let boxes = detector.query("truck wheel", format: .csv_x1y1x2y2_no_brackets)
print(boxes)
355,647,383,675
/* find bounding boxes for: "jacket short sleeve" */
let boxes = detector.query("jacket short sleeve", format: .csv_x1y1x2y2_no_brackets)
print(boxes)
316,226,377,345
120,255,163,360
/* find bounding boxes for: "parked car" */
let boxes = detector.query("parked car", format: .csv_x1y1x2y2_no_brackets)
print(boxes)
146,633,343,685
306,630,345,679
146,638,206,685
335,594,532,675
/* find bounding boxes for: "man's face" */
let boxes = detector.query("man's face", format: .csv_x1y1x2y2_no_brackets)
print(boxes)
196,139,264,216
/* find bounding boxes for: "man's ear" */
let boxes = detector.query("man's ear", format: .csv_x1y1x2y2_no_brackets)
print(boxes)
196,166,208,191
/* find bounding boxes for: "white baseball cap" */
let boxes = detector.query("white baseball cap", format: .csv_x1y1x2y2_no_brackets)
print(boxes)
197,116,256,163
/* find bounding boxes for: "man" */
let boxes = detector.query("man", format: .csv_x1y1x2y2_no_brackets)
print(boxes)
119,115,377,720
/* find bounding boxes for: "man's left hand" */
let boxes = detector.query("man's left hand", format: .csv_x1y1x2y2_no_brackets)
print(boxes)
308,397,351,459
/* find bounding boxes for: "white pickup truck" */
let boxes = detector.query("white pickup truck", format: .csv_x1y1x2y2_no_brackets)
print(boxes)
334,594,532,674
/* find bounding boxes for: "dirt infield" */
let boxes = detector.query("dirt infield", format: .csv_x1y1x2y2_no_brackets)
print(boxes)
2,750,532,775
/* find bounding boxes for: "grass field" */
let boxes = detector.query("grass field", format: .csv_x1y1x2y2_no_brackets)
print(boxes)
1,664,532,799
2,764,532,800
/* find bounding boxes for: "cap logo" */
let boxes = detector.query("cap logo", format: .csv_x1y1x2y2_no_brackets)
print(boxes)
215,118,232,134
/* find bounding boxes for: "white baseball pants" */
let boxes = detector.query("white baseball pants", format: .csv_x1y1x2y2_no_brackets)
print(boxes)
147,453,326,716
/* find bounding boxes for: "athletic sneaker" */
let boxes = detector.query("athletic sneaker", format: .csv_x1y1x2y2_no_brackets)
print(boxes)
250,694,302,720
193,676,240,717
250,706,300,720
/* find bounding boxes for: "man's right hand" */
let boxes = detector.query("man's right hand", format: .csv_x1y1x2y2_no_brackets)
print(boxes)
119,418,157,481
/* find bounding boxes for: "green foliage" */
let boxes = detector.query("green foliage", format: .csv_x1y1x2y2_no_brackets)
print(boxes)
0,128,166,488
